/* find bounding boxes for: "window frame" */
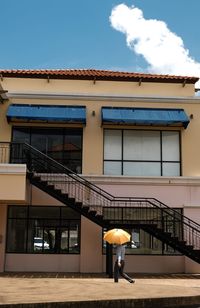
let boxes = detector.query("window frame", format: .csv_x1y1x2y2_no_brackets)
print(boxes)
102,208,183,256
6,205,81,254
11,126,83,173
103,128,182,176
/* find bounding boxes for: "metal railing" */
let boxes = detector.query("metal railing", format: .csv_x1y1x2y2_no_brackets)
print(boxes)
1,141,200,255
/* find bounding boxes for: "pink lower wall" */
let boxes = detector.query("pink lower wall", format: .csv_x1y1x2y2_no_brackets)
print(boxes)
185,257,200,273
5,254,80,272
125,255,185,273
6,254,185,273
103,255,185,274
80,217,103,273
0,205,7,272
97,182,200,210
3,177,200,273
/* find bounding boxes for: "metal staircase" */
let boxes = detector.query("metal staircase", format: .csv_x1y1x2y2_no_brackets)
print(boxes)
7,142,200,264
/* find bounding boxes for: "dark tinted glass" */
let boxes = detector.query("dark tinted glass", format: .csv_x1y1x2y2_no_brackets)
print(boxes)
29,206,60,219
7,205,80,254
12,127,30,143
7,219,27,252
8,206,28,218
12,127,82,172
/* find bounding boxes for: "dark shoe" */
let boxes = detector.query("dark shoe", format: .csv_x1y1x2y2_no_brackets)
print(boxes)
114,280,118,283
129,279,135,283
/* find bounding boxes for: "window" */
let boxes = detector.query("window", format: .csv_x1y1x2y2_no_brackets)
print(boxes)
103,208,182,255
12,127,83,173
104,129,181,176
7,206,81,254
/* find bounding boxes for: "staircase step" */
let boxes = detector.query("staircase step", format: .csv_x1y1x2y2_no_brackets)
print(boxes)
164,232,172,237
193,249,200,256
185,245,194,250
47,184,55,190
148,227,162,233
32,176,41,182
75,202,83,208
82,206,89,212
89,210,97,216
95,214,103,220
178,240,187,245
55,188,62,193
170,236,179,242
67,197,76,204
61,193,69,199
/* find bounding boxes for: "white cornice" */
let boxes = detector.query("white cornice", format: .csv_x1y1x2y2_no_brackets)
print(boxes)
7,91,200,103
0,164,26,174
82,175,200,186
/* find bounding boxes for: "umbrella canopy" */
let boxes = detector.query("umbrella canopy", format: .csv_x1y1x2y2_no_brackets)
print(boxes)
103,228,131,245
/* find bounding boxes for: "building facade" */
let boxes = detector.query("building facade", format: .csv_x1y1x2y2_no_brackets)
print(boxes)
0,69,200,274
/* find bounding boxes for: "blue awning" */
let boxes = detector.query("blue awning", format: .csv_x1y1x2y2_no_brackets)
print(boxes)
102,107,190,128
7,104,86,124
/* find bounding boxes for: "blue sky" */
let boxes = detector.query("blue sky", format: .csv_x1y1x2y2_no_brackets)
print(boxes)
1,0,200,80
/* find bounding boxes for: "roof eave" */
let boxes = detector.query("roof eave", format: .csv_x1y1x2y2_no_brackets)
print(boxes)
0,70,198,84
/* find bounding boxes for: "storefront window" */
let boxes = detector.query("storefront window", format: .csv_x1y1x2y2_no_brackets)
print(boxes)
103,208,182,255
7,206,80,254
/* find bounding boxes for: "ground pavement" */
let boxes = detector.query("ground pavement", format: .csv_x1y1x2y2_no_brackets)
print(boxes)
0,273,200,307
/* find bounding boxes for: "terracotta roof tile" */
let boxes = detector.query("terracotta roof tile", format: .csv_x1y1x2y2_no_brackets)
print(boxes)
0,69,198,84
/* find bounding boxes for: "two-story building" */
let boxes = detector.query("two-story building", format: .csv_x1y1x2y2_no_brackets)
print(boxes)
0,69,200,274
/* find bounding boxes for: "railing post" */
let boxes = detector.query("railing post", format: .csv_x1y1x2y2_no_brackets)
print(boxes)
106,242,113,278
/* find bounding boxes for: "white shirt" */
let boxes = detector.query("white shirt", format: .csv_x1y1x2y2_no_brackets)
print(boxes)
116,244,126,262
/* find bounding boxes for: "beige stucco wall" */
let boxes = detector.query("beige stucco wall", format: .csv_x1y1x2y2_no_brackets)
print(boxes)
181,103,200,176
0,165,26,202
0,77,195,96
0,76,200,176
1,99,200,176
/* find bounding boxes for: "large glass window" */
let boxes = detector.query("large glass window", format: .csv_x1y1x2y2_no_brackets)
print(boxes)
103,228,181,255
12,127,83,173
104,129,181,176
7,206,81,254
103,208,182,255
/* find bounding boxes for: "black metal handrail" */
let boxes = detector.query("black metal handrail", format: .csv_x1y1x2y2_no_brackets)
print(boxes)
1,141,200,251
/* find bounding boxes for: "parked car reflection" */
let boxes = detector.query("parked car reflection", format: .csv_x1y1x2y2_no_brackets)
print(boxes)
34,237,49,250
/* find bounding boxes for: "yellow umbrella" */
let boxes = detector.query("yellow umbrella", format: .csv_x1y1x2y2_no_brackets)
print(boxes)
103,228,131,245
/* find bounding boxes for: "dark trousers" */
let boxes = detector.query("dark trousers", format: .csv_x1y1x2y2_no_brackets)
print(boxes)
114,260,133,283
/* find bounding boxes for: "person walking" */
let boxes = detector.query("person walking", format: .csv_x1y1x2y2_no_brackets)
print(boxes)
114,243,135,283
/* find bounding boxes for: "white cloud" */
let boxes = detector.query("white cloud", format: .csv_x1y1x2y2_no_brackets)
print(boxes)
110,4,200,88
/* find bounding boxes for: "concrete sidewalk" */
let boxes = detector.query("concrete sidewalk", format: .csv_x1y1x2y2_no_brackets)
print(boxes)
0,273,200,307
